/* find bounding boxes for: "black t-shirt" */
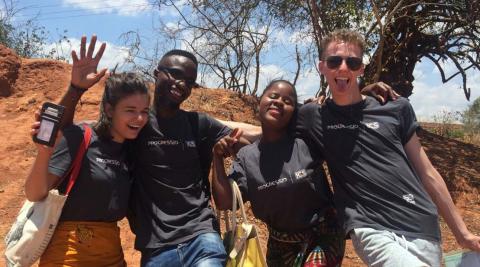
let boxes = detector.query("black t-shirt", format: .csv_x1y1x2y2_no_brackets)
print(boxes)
48,124,131,222
296,96,441,241
229,136,334,232
129,110,231,250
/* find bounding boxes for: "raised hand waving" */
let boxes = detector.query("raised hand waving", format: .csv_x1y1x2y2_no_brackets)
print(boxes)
70,35,107,90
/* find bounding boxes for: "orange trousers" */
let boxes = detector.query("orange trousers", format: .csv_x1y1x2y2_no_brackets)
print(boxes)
39,221,126,267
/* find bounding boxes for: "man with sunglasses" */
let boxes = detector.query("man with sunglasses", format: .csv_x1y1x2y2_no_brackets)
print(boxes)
57,41,239,266
296,29,480,266
126,49,237,267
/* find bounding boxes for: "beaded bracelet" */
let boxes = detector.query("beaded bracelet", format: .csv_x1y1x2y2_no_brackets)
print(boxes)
69,83,88,94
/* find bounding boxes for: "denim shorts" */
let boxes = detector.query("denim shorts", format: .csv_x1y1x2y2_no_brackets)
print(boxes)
350,227,442,267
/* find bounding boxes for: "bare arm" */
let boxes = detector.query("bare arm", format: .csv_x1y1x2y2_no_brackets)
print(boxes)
212,154,233,210
405,133,480,252
25,149,62,201
59,35,107,128
58,86,87,128
211,129,243,210
25,110,62,201
218,119,261,143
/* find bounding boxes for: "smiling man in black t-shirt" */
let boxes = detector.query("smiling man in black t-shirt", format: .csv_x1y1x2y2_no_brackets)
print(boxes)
296,29,480,266
126,50,233,267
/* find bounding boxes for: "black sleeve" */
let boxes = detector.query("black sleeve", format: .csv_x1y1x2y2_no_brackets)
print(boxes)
227,150,249,202
295,103,322,157
399,98,420,145
203,113,232,144
48,124,83,178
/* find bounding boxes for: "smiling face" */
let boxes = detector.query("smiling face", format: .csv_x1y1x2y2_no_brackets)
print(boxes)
154,54,197,110
107,93,150,143
259,81,297,132
319,41,365,105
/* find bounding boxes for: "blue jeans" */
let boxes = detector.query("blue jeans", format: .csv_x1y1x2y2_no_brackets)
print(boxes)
140,232,227,267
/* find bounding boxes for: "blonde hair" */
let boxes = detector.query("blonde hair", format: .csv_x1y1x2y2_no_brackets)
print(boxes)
319,29,366,59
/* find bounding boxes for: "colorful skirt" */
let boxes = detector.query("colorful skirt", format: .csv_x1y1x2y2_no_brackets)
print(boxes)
266,212,345,267
39,221,126,267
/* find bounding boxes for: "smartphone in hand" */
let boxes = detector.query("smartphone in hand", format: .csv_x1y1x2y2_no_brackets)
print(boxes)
33,102,65,147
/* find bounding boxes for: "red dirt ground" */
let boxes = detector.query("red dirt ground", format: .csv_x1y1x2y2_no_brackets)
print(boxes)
0,47,479,266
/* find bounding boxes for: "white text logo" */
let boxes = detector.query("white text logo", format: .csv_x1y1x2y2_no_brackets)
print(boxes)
147,140,180,146
96,158,121,166
186,141,196,148
257,177,288,191
327,123,359,130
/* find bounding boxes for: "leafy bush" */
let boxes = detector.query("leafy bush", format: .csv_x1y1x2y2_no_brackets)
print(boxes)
463,97,480,146
431,110,463,138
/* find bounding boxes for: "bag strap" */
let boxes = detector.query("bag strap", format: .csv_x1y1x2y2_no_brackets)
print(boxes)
186,112,213,199
64,124,92,195
229,180,248,231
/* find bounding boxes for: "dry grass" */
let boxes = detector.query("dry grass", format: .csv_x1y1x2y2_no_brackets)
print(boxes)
462,133,480,147
420,122,480,147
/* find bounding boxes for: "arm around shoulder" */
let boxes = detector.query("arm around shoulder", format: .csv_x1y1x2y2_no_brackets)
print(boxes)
218,119,261,143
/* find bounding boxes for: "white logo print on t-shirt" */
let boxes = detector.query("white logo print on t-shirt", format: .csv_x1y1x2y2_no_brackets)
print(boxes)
327,121,380,130
96,157,121,166
402,193,416,204
363,121,380,129
295,169,307,180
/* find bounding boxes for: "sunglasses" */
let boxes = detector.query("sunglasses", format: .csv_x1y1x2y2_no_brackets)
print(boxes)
325,56,363,71
154,66,198,88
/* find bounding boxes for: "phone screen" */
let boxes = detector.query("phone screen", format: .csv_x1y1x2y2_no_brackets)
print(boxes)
37,119,55,142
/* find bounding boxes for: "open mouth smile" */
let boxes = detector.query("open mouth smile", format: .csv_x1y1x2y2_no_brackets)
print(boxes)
127,124,142,130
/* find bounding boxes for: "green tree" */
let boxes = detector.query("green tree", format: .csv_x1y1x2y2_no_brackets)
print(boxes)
0,0,16,47
463,96,480,134
1,1,52,58
10,20,49,58
268,0,479,99
0,19,14,46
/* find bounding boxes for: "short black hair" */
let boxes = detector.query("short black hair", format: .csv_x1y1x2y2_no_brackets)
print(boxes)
161,49,198,67
260,79,299,135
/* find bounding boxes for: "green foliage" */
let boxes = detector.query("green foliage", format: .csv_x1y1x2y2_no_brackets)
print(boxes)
463,96,480,135
428,100,480,146
9,20,49,58
432,110,463,139
267,0,479,99
0,19,14,46
1,1,60,59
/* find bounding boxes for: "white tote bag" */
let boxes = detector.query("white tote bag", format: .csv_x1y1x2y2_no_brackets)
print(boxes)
4,190,68,267
4,124,91,267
